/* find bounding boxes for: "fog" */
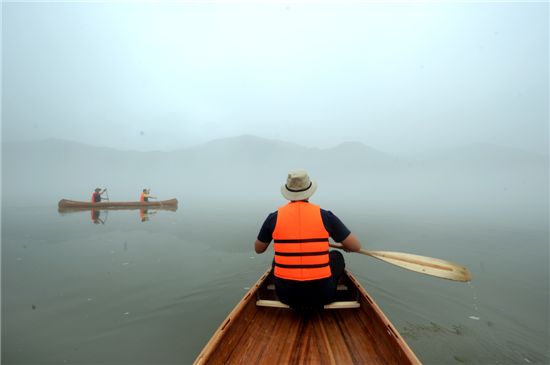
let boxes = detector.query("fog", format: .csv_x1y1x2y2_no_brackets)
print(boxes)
2,2,548,154
3,2,547,214
2,0,548,263
2,136,547,233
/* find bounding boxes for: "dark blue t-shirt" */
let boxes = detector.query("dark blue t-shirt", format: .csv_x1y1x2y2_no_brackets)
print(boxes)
257,208,351,244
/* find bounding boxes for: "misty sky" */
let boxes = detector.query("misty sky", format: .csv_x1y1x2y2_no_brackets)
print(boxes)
2,1,548,154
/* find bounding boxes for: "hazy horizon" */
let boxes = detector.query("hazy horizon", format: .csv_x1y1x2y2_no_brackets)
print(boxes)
2,2,548,154
3,134,549,157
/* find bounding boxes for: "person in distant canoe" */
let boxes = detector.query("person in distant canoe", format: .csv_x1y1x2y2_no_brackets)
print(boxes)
254,169,362,310
91,188,107,203
140,189,156,202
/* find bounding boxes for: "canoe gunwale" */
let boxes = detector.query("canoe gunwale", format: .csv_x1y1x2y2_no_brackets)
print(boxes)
345,271,421,364
193,269,271,365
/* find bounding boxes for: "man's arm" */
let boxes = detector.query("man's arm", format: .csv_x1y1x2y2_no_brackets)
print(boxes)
340,233,361,252
320,210,362,252
254,240,269,254
254,212,277,254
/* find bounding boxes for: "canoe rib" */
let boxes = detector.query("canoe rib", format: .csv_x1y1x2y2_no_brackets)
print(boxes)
58,198,178,211
194,269,421,365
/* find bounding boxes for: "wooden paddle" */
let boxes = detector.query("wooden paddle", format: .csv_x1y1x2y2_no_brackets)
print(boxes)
329,243,471,282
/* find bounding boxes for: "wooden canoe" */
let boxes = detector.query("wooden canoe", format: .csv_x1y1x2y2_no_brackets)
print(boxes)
194,269,421,365
58,198,178,211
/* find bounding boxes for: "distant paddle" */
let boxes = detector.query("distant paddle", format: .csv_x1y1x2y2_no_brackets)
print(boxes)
147,188,157,200
329,243,471,282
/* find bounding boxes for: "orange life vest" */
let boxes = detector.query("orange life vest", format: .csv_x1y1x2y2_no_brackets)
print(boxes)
140,192,146,202
272,201,331,281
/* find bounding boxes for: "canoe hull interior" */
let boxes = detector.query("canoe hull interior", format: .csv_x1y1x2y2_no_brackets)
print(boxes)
194,269,420,365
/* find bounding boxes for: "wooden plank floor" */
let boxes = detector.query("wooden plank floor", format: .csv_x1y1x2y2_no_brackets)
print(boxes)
215,306,397,365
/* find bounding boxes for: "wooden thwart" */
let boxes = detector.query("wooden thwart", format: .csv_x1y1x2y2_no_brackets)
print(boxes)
256,299,360,309
266,284,349,291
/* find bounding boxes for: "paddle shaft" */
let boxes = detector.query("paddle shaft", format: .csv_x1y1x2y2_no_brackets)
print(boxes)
329,243,471,282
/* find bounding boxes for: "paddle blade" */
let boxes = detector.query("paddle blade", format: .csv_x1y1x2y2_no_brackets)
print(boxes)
363,249,472,282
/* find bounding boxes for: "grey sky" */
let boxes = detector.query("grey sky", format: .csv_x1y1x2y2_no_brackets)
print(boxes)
2,1,548,153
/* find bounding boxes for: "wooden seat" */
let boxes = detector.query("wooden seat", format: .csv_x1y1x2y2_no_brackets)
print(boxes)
266,284,349,291
256,299,360,309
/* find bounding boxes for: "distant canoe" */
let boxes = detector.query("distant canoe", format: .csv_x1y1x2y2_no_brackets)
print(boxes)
194,268,420,365
58,198,178,211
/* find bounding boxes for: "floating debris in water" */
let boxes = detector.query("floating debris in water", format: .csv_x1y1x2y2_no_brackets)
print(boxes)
249,256,255,259
524,358,531,363
87,298,93,301
243,287,250,290
469,316,480,320
453,355,466,363
124,312,130,315
122,262,129,266
32,305,36,310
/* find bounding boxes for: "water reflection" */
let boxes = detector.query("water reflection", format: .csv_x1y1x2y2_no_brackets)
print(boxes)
58,205,177,224
139,208,158,222
91,209,105,224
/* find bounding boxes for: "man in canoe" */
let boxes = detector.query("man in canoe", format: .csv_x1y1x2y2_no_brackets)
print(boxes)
254,169,362,309
140,189,156,202
91,188,107,203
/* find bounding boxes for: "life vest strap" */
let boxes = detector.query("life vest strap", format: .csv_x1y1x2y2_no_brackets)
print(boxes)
274,263,330,269
274,238,329,243
275,250,329,256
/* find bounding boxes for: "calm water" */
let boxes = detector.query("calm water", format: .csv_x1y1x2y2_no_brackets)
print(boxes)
2,200,548,364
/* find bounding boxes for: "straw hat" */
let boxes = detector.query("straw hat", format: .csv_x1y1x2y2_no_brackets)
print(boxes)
281,169,317,201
